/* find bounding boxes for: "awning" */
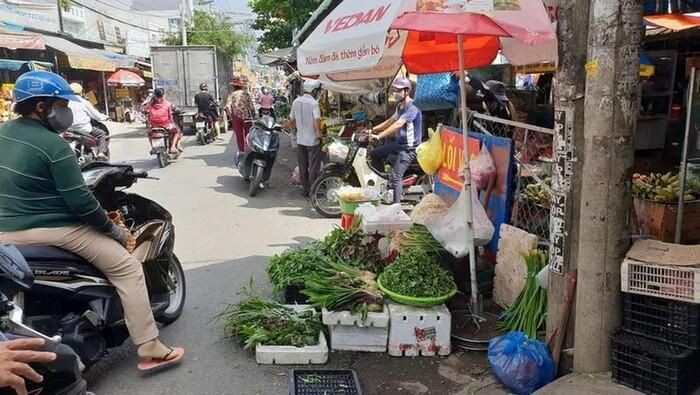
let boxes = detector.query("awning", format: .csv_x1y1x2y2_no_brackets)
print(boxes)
44,36,116,72
258,47,296,66
645,13,700,31
0,59,53,71
0,30,44,50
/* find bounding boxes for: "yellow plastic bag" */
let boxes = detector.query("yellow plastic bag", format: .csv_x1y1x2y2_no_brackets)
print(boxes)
417,127,443,175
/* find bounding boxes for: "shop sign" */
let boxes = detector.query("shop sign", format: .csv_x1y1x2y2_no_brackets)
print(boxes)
115,88,129,99
65,55,116,72
142,70,153,79
0,33,44,50
0,0,59,32
322,3,393,34
154,79,178,88
515,63,556,74
549,106,575,274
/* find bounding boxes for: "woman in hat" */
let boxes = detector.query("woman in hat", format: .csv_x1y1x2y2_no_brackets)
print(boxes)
226,77,256,156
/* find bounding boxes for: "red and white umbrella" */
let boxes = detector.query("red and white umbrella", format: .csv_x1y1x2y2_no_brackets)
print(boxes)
107,69,145,87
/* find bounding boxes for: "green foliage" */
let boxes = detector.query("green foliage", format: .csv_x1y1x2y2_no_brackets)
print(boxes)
163,10,252,59
266,242,325,292
249,0,323,52
381,248,456,298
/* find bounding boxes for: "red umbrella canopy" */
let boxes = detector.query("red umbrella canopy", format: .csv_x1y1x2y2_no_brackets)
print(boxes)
107,69,145,87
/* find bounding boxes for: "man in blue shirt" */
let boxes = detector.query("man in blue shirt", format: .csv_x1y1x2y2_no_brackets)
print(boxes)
369,77,423,203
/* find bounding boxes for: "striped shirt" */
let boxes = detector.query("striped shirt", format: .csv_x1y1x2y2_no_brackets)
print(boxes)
0,118,113,233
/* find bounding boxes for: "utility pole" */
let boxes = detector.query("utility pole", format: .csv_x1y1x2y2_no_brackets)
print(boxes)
573,0,643,372
56,0,65,32
180,0,188,46
546,0,590,373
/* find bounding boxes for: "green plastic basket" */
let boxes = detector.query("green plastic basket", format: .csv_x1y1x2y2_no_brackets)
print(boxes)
338,198,379,215
377,275,457,307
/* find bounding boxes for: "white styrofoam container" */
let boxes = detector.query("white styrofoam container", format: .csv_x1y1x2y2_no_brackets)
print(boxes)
361,218,413,234
387,302,451,357
322,307,390,352
254,305,328,365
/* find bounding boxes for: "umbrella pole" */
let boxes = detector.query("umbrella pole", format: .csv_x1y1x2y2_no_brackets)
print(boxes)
457,34,481,318
102,72,109,116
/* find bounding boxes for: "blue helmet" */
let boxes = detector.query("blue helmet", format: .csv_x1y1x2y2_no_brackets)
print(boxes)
13,71,80,103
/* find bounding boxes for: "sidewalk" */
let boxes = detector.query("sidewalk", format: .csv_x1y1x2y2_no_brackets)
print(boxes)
536,373,642,395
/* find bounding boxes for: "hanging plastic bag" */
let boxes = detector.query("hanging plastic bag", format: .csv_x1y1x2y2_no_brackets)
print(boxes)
292,166,301,185
471,145,497,190
488,332,555,395
328,141,350,163
417,128,443,175
423,186,495,257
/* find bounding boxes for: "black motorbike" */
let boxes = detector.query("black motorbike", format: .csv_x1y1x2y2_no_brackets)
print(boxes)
12,162,186,368
149,107,184,168
0,245,88,395
195,112,216,146
61,120,111,167
236,115,284,197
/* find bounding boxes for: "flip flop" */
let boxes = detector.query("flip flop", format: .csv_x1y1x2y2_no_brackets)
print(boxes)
137,347,184,373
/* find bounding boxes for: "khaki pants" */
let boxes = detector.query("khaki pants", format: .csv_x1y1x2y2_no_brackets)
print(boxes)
0,225,158,345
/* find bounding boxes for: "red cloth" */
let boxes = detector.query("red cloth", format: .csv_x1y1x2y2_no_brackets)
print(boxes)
147,99,173,128
231,115,251,152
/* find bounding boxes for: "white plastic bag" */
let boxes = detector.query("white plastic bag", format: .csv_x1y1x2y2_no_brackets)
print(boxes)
470,145,496,190
328,141,350,163
423,187,495,258
292,166,301,185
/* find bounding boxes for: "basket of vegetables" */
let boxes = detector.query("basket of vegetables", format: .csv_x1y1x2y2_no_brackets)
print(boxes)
377,248,457,307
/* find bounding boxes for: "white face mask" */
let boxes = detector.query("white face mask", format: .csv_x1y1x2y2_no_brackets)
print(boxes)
393,92,406,103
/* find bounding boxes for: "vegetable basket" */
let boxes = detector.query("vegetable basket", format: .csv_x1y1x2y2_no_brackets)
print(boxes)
338,198,379,216
377,275,457,307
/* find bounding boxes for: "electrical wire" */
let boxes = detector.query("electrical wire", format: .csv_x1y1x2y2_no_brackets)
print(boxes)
69,0,170,32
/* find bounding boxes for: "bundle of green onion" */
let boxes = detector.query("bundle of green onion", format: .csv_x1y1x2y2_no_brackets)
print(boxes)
496,250,548,338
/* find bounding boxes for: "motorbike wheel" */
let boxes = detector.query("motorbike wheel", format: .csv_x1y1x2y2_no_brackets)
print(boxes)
155,254,186,325
248,164,264,197
310,174,345,218
157,152,169,168
197,131,206,145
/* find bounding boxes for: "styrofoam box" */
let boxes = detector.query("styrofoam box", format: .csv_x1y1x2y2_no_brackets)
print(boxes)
255,305,328,365
323,307,389,352
387,302,451,357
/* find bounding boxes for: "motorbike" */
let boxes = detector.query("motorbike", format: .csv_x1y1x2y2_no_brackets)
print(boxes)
0,245,88,395
61,120,111,167
12,162,186,368
310,132,433,218
195,112,216,145
236,115,283,197
149,108,184,168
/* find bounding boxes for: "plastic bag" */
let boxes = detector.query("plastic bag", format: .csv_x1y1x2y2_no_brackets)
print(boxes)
471,145,496,190
423,187,495,257
488,332,555,395
417,128,443,175
328,141,350,163
292,166,301,185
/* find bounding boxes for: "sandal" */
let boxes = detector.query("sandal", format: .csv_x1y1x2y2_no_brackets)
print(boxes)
137,347,184,373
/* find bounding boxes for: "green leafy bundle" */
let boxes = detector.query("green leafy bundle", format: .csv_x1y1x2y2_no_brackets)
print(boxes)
402,225,444,255
217,287,324,351
496,250,548,339
322,218,385,274
381,248,456,298
266,243,325,292
302,256,383,321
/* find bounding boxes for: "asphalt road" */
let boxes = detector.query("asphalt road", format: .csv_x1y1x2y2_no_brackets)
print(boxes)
84,121,502,395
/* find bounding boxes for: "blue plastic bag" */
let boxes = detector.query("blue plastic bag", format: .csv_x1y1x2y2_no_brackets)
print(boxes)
488,332,555,395
414,73,459,109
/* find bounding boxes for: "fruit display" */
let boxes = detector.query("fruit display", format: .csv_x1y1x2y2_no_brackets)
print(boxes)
521,178,552,207
632,172,698,203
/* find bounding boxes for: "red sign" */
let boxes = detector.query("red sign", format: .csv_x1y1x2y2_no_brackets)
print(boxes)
437,127,480,192
324,3,393,34
0,33,44,50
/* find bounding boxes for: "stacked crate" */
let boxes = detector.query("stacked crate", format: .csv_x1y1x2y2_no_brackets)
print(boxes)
614,256,700,395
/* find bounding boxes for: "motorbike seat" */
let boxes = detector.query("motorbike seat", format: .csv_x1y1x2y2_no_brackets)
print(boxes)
14,245,104,278
402,174,419,187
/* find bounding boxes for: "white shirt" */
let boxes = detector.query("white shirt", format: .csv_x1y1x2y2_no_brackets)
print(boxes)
68,97,107,134
291,93,321,147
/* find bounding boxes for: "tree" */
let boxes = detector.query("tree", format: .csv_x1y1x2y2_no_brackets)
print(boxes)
249,0,322,52
163,10,253,60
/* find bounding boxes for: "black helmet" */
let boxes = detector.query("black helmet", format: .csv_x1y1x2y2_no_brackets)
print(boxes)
199,83,208,91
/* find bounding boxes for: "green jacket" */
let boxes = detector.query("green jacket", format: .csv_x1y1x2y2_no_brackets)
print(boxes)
0,117,114,233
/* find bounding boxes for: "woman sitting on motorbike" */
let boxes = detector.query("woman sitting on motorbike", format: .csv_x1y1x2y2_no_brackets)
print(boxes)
0,71,184,372
146,88,183,154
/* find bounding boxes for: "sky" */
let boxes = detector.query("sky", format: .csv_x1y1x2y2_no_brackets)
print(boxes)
211,0,251,14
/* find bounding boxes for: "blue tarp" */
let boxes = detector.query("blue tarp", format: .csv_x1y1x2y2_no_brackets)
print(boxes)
0,59,53,72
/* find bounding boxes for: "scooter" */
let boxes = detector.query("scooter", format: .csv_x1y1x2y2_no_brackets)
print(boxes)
236,115,283,197
12,162,186,368
195,112,216,145
61,120,111,167
149,108,184,168
310,132,433,218
0,244,88,395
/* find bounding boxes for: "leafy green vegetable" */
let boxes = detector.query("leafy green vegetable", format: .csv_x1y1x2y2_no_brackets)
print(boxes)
217,286,324,350
266,243,325,292
496,250,548,339
381,248,456,298
321,217,385,274
302,255,383,321
402,225,444,255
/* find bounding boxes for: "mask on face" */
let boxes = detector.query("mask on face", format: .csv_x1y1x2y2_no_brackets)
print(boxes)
393,91,406,103
43,104,74,133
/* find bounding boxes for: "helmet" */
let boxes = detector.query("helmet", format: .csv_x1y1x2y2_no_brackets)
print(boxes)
69,82,83,95
485,80,509,102
13,71,79,103
391,77,412,91
199,83,208,90
303,79,321,93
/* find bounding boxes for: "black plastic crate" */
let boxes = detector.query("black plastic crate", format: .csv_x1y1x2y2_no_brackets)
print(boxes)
622,293,700,349
284,284,309,304
289,369,362,395
612,331,700,395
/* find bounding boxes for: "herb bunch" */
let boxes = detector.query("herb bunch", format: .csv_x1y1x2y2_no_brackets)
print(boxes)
381,248,456,298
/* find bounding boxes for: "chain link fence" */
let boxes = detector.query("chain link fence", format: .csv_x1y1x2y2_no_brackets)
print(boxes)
468,112,555,243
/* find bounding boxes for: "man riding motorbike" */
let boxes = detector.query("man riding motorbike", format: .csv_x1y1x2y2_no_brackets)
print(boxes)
67,83,109,160
368,77,423,204
146,88,183,154
194,83,221,140
0,71,184,373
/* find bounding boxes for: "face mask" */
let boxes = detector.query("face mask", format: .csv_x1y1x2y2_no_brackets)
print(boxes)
394,92,406,103
45,104,74,133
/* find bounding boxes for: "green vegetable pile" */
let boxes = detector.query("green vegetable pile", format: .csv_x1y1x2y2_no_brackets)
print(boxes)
302,256,383,321
381,248,456,298
321,217,384,274
266,243,324,292
217,286,324,350
496,250,548,339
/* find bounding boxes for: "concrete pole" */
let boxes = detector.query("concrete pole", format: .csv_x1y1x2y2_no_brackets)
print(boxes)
546,0,590,373
573,0,643,372
181,0,188,46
